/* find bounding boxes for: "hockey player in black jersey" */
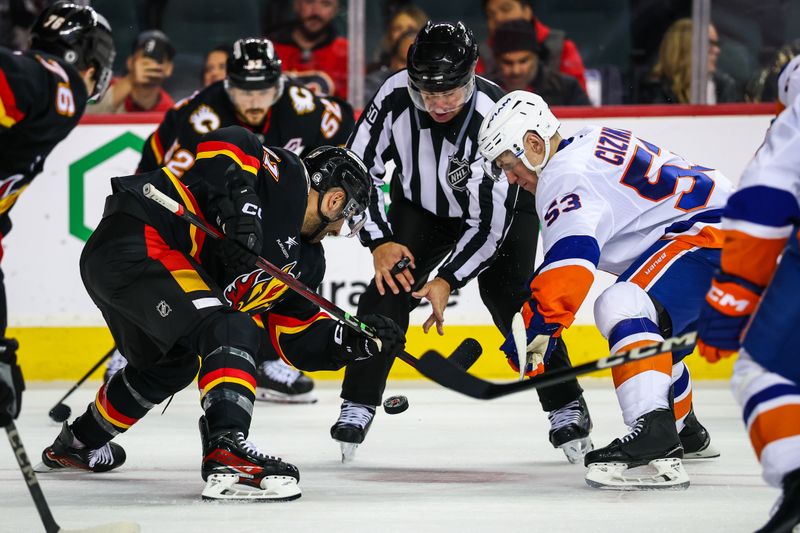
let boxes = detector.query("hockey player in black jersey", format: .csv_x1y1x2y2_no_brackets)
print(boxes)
110,37,356,402
37,125,404,501
343,21,592,463
0,2,113,393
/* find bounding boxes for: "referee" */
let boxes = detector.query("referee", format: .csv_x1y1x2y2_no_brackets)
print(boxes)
330,21,593,463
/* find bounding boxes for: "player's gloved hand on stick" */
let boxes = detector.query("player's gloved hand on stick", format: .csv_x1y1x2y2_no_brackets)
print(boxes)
217,184,263,273
501,302,561,378
340,314,406,361
0,338,24,426
697,271,762,363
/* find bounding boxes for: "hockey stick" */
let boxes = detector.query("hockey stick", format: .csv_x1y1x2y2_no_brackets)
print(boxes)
141,184,454,376
48,346,116,423
415,331,698,400
5,422,140,533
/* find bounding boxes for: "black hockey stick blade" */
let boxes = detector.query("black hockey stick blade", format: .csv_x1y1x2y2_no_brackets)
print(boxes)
416,331,698,400
446,338,482,371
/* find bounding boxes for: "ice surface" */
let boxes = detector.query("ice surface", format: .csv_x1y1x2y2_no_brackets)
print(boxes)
1,381,779,533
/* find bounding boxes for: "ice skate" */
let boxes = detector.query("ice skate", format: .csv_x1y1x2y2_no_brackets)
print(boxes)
584,408,689,490
548,395,593,464
103,348,127,382
330,400,375,463
37,421,126,473
199,416,301,502
679,407,720,460
255,359,317,404
755,467,800,533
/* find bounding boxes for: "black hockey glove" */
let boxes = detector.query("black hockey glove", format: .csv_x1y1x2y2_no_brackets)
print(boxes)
0,338,24,426
216,185,263,273
340,314,406,362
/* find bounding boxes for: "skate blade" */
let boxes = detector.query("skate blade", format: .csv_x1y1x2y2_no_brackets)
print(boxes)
585,457,690,491
337,441,359,464
255,388,318,404
201,473,301,502
559,436,594,464
683,442,721,460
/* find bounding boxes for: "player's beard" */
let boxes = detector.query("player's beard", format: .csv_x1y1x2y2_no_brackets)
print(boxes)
298,16,329,41
241,108,267,126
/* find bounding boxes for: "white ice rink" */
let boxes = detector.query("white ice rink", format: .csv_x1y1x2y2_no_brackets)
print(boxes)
1,381,780,533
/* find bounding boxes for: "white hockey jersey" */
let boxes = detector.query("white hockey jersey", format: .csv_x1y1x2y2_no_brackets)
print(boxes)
530,125,733,328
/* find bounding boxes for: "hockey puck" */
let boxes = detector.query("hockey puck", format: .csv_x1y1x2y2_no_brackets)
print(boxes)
383,395,409,415
49,403,71,423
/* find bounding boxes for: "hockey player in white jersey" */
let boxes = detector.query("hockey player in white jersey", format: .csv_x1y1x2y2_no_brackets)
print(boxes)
478,90,729,490
697,56,800,531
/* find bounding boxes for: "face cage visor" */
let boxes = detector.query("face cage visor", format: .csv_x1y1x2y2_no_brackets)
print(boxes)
312,180,369,239
408,75,475,116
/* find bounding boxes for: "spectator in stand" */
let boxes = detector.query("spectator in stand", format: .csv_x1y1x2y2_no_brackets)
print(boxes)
639,18,739,104
202,44,230,87
490,20,589,106
89,30,175,113
364,29,417,100
480,0,586,90
368,5,427,73
745,39,800,104
269,0,347,99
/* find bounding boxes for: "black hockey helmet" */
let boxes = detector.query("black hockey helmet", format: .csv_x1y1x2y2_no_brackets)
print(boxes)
303,146,372,239
227,38,282,90
30,2,115,101
407,21,478,93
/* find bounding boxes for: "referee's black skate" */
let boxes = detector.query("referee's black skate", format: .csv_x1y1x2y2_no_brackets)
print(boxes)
548,395,593,463
330,400,375,463
199,415,301,501
37,421,126,473
255,359,317,404
679,407,720,459
756,467,800,533
584,408,689,490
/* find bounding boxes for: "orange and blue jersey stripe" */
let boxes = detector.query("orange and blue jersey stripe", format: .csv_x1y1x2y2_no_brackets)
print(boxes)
721,185,800,286
532,235,599,328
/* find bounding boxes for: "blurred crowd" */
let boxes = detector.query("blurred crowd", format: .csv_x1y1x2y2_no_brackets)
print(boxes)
1,0,797,112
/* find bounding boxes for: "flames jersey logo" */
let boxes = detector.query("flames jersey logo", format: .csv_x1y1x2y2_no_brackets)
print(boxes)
223,262,296,314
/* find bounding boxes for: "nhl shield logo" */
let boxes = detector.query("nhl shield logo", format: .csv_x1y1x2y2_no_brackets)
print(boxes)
156,300,171,317
447,157,470,190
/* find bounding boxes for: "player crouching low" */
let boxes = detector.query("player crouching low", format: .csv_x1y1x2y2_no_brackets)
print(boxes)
478,91,725,490
35,125,403,501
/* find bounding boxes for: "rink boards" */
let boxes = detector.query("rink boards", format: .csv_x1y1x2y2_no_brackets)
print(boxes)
6,106,770,380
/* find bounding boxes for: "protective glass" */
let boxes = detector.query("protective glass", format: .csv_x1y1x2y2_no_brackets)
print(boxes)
482,149,524,182
408,76,475,115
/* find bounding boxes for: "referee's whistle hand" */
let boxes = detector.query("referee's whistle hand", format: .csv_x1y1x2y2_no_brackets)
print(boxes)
372,242,416,296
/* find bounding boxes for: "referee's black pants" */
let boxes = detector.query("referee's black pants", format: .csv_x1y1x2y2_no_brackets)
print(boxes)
345,189,583,411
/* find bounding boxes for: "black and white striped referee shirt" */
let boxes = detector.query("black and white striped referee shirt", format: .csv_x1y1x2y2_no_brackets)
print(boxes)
347,70,515,289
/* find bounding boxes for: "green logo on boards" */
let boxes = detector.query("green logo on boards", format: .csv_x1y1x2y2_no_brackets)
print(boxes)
68,132,145,241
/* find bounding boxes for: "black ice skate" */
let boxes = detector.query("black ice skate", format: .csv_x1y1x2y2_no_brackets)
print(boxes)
548,395,594,463
756,467,800,533
199,416,301,501
37,421,126,473
584,408,689,490
679,407,720,460
255,359,317,404
330,400,375,463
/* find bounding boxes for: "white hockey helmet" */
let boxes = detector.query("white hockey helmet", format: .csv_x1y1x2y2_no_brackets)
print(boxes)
777,55,800,109
478,90,560,180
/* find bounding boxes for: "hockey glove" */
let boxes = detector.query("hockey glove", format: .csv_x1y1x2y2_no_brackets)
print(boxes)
501,302,562,378
340,314,406,362
0,338,23,426
697,272,762,363
216,185,263,273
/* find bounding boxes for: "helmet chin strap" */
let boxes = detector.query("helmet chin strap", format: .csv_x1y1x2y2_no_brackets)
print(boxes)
521,134,553,176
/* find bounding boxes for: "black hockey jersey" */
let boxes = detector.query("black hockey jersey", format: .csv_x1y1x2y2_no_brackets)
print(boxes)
111,126,319,316
137,78,355,176
0,48,88,235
